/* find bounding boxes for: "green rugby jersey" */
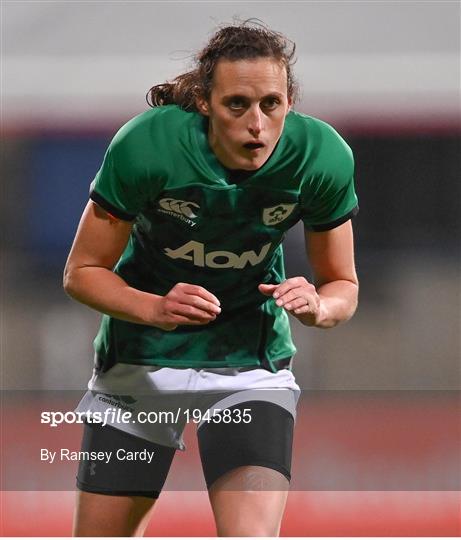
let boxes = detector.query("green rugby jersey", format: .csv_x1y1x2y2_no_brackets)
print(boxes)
89,105,358,371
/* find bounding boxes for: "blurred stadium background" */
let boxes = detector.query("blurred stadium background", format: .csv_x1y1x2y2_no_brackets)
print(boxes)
1,1,460,536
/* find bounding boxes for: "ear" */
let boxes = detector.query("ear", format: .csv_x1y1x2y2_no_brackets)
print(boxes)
195,96,210,116
287,96,293,112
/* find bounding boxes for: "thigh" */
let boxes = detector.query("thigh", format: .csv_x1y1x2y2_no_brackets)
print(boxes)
197,400,294,536
77,421,176,495
74,421,176,536
208,466,289,537
198,400,295,489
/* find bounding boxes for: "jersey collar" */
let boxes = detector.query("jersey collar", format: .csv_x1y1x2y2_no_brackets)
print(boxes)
192,113,286,186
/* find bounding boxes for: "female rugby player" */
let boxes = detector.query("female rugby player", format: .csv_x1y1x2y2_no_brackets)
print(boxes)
64,21,359,537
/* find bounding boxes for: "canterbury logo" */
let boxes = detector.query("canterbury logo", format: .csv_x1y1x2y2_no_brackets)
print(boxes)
159,198,200,219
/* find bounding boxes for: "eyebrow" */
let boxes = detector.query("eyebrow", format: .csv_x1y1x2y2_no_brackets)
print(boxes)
222,92,284,101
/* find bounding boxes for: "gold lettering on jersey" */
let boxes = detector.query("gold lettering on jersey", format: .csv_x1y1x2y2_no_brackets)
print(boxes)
164,241,272,269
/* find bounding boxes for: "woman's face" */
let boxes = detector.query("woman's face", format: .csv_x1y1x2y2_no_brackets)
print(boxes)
197,58,292,171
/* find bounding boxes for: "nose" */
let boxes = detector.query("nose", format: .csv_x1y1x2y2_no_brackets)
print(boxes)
247,106,262,137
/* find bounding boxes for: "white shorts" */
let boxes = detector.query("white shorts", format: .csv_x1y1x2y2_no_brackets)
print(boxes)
76,363,300,449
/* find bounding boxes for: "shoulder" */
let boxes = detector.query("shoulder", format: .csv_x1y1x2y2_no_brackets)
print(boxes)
284,111,354,178
105,106,198,172
111,105,195,147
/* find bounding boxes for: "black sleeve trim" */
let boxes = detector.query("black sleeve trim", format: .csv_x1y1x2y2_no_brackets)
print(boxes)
89,190,137,221
306,205,359,232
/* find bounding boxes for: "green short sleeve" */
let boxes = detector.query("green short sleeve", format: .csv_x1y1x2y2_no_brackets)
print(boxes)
89,112,164,221
300,121,359,231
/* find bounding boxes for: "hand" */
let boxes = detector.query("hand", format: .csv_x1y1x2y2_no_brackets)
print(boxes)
259,277,323,327
153,283,221,331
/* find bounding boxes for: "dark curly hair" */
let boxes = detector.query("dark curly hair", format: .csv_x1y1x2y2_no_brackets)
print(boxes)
146,20,298,111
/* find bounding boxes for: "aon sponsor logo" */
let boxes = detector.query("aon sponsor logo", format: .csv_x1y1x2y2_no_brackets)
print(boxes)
164,241,272,269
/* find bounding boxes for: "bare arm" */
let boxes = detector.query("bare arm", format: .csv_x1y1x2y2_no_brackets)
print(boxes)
63,201,221,330
259,220,358,328
303,219,358,327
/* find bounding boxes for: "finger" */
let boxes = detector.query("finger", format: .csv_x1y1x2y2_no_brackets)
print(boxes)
272,278,309,300
258,283,278,296
293,305,312,315
158,322,178,331
274,287,304,307
184,295,222,315
276,286,318,308
181,284,220,306
282,296,311,312
172,304,218,322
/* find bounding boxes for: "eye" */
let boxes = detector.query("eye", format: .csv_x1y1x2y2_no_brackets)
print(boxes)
262,97,281,110
227,98,246,111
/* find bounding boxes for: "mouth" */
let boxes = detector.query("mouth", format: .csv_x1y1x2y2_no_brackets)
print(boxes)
243,141,265,151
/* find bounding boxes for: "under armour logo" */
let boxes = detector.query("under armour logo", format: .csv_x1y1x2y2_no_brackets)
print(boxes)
89,462,97,476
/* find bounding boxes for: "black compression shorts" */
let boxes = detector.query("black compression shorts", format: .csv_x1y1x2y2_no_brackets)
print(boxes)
76,401,294,498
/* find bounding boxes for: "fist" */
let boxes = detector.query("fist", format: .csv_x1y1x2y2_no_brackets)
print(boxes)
259,277,322,326
154,283,221,331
